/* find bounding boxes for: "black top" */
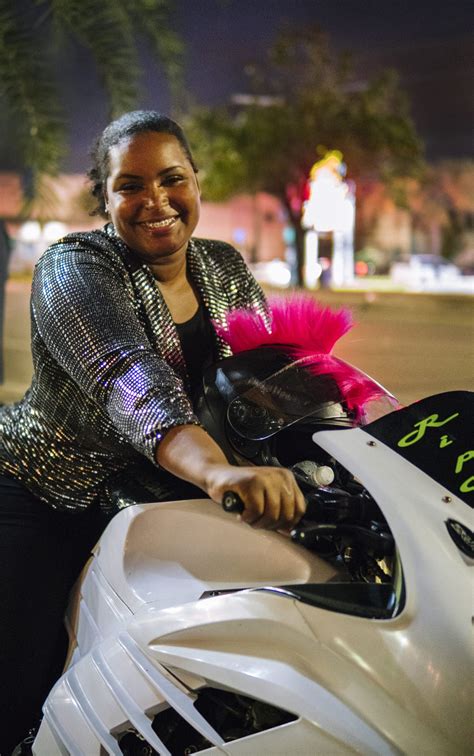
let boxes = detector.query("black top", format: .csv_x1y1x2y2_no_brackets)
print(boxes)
176,304,216,404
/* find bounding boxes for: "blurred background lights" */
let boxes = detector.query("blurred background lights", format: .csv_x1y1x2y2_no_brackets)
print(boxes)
232,227,247,245
18,220,41,243
355,260,369,276
42,221,67,243
251,259,292,288
302,150,356,288
302,151,354,234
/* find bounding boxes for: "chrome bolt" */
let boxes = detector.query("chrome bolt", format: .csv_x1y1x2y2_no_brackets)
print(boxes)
442,495,452,503
367,440,376,447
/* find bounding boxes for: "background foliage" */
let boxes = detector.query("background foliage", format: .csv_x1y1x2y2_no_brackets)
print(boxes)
0,0,183,201
184,25,425,278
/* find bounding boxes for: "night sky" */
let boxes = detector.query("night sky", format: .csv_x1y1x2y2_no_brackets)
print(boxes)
2,0,474,171
172,0,473,162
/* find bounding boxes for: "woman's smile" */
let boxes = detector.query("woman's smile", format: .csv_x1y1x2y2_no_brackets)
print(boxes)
137,216,179,231
134,215,181,238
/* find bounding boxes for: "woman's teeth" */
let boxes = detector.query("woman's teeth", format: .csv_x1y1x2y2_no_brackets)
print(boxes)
142,217,177,229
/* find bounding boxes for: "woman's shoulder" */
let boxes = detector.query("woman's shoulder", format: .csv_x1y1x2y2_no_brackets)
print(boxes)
46,224,116,251
37,225,128,268
190,237,246,263
191,237,238,251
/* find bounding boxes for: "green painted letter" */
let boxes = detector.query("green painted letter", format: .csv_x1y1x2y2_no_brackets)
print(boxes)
455,450,474,474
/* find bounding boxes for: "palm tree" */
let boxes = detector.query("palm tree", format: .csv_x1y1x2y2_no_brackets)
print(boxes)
0,0,183,200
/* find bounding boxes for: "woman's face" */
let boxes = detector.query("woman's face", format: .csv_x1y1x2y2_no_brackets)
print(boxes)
105,131,200,266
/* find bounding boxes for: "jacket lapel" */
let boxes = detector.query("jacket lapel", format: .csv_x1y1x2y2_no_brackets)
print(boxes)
109,226,233,375
187,239,233,360
130,264,188,379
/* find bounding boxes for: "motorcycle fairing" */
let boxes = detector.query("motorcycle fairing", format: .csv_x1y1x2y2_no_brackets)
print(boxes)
363,391,474,508
256,581,398,619
33,433,471,754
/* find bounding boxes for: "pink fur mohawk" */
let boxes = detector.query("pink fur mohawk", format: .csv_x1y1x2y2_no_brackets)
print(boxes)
216,294,352,357
215,294,395,421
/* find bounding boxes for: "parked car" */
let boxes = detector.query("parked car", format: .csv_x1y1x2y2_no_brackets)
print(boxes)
249,259,292,288
390,255,461,291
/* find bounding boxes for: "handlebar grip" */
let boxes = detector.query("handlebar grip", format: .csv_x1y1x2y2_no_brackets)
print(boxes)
222,491,245,513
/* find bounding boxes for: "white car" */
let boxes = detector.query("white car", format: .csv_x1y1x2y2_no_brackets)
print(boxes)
390,255,461,291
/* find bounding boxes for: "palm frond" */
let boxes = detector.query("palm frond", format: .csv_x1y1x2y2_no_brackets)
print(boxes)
49,0,141,116
0,0,185,203
125,0,185,112
0,0,65,197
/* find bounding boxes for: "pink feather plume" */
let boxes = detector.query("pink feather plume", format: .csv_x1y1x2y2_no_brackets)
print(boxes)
215,294,352,357
215,294,395,421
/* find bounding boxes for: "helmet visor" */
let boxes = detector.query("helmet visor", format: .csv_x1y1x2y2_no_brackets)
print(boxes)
227,355,398,441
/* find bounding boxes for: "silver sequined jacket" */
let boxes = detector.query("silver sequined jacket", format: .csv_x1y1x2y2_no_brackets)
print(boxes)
0,225,268,512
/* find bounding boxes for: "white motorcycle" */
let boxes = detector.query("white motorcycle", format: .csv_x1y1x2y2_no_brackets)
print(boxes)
31,298,472,755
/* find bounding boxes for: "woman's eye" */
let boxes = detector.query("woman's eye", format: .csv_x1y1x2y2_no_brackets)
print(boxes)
163,175,185,185
119,183,142,192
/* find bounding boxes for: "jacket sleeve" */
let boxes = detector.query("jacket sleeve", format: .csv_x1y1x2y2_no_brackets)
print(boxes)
31,242,199,463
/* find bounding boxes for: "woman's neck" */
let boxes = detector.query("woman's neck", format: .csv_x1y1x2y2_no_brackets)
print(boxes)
153,262,200,324
148,250,187,284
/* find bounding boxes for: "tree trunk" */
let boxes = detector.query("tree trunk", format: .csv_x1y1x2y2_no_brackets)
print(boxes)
293,222,305,287
281,195,305,287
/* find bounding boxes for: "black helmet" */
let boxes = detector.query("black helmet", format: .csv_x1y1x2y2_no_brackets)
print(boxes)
195,345,354,469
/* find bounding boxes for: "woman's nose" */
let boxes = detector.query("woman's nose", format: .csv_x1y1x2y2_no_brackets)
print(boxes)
144,184,168,209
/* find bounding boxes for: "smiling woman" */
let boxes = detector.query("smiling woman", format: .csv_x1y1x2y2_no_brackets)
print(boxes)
105,131,202,320
105,132,201,272
0,110,306,750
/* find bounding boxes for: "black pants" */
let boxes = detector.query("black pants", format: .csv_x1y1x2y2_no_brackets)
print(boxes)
0,474,113,754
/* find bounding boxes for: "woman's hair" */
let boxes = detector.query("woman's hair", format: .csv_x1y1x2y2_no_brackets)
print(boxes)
87,110,198,217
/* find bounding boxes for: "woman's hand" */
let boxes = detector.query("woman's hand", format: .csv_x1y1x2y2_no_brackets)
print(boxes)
204,464,306,530
156,424,306,530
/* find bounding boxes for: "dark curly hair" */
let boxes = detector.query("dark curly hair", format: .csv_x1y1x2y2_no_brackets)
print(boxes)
87,110,198,217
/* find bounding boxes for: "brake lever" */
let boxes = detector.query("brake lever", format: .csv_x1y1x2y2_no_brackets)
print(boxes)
304,487,376,524
223,487,362,520
291,521,394,556
223,485,375,529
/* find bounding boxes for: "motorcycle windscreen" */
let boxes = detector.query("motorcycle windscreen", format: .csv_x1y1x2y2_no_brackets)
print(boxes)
226,355,397,441
363,390,474,508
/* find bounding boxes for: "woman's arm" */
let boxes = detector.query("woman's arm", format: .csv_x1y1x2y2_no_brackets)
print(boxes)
32,240,199,462
156,424,306,529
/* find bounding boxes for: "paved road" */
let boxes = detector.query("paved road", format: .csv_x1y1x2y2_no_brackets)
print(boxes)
0,280,473,406
316,289,474,405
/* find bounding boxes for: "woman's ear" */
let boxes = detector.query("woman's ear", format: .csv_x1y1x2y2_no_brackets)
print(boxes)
195,173,201,197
